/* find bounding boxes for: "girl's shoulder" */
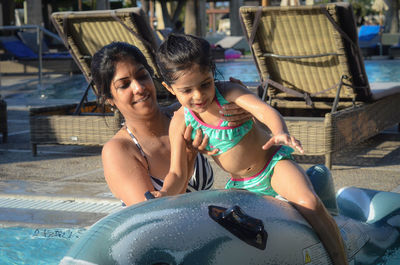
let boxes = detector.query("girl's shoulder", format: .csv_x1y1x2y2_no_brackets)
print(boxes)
215,81,250,102
170,107,185,122
169,107,187,134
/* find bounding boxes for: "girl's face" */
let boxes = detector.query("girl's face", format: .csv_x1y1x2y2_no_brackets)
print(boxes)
164,64,215,113
108,58,158,118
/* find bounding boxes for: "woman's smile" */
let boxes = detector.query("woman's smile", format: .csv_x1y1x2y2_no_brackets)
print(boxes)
133,93,150,105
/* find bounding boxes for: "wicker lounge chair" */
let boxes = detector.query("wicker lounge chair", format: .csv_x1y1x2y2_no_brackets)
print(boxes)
0,96,7,143
239,3,400,168
29,7,170,155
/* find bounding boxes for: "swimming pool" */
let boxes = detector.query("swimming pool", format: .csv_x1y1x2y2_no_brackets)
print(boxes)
10,59,399,104
0,226,86,265
215,59,400,83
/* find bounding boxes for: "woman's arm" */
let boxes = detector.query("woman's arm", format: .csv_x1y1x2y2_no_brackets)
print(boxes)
102,137,154,206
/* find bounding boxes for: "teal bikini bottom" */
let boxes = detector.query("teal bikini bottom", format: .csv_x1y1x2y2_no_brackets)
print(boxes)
225,145,294,197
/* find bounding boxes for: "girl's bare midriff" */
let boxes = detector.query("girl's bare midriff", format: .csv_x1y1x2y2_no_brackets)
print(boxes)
212,122,278,178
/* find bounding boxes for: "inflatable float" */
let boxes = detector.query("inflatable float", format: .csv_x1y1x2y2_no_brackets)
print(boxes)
60,165,400,265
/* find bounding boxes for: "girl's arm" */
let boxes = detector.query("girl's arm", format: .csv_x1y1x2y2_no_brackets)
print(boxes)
102,137,155,206
221,83,304,153
154,108,190,197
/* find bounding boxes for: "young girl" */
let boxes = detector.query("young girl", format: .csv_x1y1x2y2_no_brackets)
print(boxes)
153,34,348,265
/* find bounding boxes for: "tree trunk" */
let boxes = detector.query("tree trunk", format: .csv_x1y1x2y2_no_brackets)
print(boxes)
26,0,43,25
184,0,197,35
384,0,399,33
184,0,206,36
0,0,16,26
230,0,244,36
157,0,185,29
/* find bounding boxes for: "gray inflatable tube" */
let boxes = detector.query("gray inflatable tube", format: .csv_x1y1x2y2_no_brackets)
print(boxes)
60,166,400,265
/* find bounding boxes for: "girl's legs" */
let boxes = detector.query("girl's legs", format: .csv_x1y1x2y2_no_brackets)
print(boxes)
270,160,348,265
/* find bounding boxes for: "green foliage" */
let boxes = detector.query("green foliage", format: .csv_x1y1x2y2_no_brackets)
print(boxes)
348,0,380,26
349,0,376,16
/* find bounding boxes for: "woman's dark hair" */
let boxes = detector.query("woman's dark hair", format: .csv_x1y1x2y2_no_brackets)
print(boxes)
156,34,215,85
90,42,154,107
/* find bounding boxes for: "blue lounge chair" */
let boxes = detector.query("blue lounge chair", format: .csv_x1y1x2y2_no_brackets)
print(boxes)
358,25,383,56
0,35,79,74
1,35,72,59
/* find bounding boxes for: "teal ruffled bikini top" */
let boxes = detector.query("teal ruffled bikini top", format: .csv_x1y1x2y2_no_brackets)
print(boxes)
184,87,254,156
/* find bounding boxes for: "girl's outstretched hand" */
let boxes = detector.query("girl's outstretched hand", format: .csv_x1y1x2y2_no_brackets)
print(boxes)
262,133,304,154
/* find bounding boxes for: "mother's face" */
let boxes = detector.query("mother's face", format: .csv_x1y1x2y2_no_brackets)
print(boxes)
108,58,158,118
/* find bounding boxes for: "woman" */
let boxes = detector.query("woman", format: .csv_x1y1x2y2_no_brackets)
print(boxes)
91,42,249,206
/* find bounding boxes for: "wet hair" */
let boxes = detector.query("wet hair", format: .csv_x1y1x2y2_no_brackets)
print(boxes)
90,42,154,108
156,34,215,86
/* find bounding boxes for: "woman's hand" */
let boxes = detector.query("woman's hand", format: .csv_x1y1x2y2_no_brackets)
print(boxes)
262,133,304,154
219,103,253,127
229,76,246,87
150,190,168,198
218,77,253,126
183,125,219,156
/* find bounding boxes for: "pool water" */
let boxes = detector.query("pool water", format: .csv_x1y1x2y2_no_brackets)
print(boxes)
215,59,400,83
31,75,96,101
364,60,400,82
0,227,86,265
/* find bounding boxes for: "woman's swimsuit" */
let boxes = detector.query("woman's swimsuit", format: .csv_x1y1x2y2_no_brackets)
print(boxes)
126,127,214,192
184,87,254,156
225,145,294,197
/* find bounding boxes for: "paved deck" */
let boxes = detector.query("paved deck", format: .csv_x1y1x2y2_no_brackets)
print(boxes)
1,73,400,228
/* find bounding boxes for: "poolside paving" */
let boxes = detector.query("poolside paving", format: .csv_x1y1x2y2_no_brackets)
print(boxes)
0,73,400,228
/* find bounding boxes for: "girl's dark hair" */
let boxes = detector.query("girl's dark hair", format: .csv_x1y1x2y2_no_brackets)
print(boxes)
90,42,154,107
156,34,215,85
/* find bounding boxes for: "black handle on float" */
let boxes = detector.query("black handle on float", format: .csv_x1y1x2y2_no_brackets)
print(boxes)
144,191,155,200
208,205,267,250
